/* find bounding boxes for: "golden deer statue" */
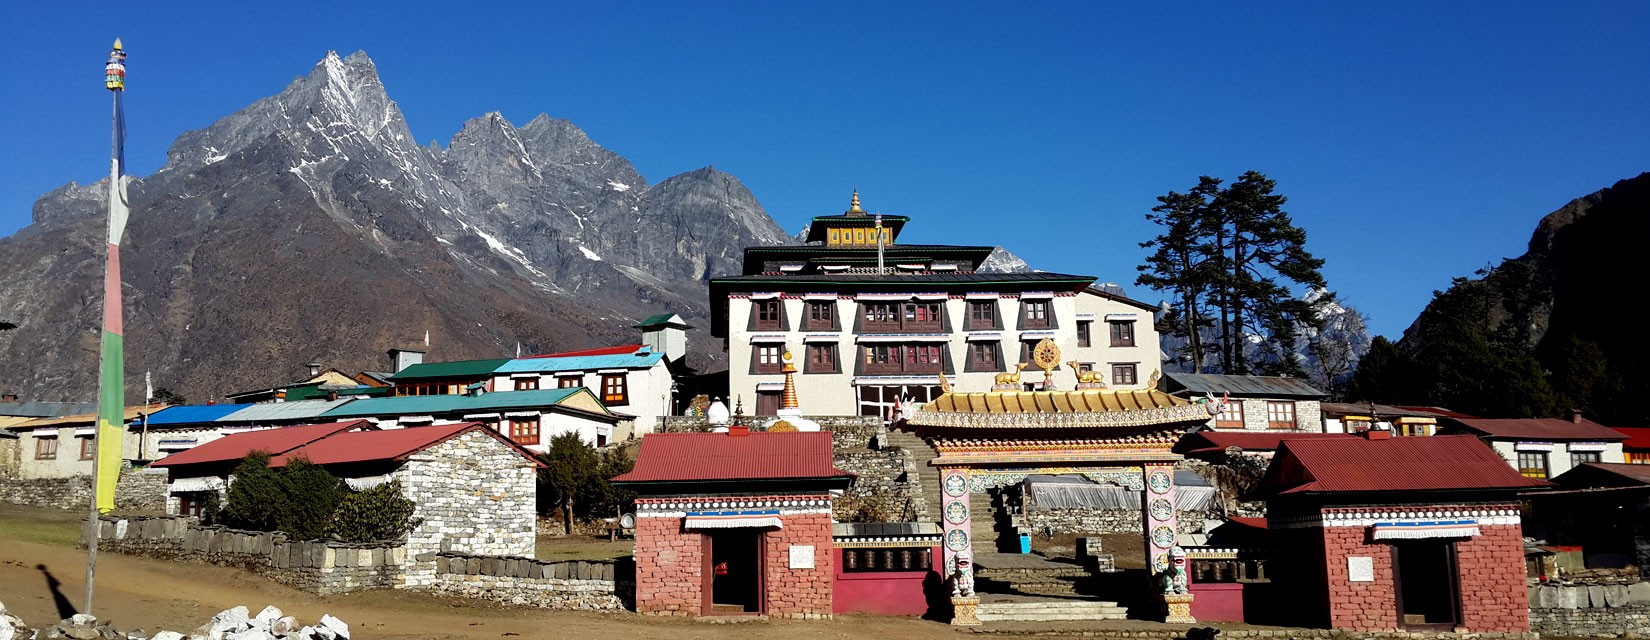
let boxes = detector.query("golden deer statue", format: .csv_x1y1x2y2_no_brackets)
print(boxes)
995,363,1027,387
1067,361,1104,386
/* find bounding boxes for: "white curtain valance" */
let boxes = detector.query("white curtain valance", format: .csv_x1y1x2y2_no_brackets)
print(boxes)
170,477,224,493
345,475,391,491
1371,521,1480,540
684,515,783,530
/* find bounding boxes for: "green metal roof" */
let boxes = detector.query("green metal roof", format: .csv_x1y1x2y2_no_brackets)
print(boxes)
387,358,511,381
635,313,690,329
319,388,610,419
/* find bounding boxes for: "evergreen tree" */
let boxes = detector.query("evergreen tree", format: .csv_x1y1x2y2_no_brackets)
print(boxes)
539,432,598,535
328,480,421,543
1138,171,1331,375
276,457,347,540
219,451,282,531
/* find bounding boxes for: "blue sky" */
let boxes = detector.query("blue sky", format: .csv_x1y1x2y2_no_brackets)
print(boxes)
2,2,1646,338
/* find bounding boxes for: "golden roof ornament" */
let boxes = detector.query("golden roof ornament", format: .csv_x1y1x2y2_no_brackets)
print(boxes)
780,350,800,410
1069,361,1105,389
1033,337,1061,390
1147,369,1162,390
846,188,865,216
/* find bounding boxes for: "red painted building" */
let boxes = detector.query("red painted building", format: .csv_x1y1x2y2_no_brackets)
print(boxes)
613,428,853,618
1253,431,1548,632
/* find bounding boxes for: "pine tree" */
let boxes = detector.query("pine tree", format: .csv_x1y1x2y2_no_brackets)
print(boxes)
540,432,597,535
1137,178,1220,371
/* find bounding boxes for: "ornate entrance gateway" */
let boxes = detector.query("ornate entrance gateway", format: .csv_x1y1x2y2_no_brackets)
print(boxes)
904,345,1216,625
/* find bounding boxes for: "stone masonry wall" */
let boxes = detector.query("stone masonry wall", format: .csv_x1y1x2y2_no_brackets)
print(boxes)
1025,508,1214,536
1203,399,1324,432
834,449,925,522
0,464,168,511
1528,582,1650,638
399,429,537,561
92,515,405,595
425,553,626,611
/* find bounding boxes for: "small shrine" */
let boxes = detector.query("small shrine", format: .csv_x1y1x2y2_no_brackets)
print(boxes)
903,338,1217,625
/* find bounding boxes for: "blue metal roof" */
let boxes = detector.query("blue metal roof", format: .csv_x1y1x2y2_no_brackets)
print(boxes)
216,399,357,423
493,351,665,374
145,404,255,426
319,388,601,418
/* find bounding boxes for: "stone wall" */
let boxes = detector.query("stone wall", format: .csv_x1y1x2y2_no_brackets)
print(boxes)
399,429,537,560
1528,582,1650,638
92,515,405,595
424,553,626,610
0,464,167,511
834,448,925,522
1024,508,1214,536
0,436,19,477
1203,398,1324,432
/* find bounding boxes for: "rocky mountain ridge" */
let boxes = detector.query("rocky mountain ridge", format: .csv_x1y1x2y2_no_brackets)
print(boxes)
0,51,787,403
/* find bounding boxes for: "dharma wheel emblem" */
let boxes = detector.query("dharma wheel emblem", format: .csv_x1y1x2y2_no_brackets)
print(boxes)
1149,497,1174,521
1147,470,1173,495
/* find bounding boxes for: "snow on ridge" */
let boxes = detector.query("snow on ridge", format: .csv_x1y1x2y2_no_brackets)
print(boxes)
578,245,603,261
607,180,631,192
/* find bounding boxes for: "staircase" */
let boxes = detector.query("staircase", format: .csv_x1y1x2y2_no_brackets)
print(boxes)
975,599,1129,622
883,428,941,523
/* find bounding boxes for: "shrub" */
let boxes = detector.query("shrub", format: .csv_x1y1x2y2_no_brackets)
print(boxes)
276,457,347,540
327,480,421,543
218,451,282,531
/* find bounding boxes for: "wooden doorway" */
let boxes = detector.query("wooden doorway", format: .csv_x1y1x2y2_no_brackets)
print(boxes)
704,529,765,615
1392,541,1460,630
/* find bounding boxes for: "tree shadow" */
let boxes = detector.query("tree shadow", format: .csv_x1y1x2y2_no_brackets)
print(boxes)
36,564,78,620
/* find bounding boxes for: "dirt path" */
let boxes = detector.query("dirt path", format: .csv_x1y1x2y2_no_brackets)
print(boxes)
0,538,974,639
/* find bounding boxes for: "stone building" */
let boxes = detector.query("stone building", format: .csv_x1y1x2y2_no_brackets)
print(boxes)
709,191,1162,418
1438,414,1628,480
1254,431,1547,632
318,388,623,449
5,403,169,479
1160,373,1326,432
153,420,543,559
613,429,853,618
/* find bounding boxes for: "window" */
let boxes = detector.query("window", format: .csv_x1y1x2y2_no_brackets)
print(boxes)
1021,300,1051,329
967,301,997,330
1109,321,1135,347
966,342,1000,372
601,374,628,405
80,437,96,460
861,344,945,375
861,300,944,332
1570,451,1602,467
557,376,582,389
754,344,784,374
1627,451,1650,464
514,377,539,391
177,493,209,517
1266,401,1297,430
753,299,783,330
805,301,836,330
1111,363,1138,386
1518,452,1549,479
35,436,58,460
1077,321,1092,347
805,343,839,373
1215,401,1244,429
508,417,540,444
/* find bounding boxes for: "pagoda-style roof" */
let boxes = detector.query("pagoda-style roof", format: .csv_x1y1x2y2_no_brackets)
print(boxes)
804,213,911,244
907,388,1212,430
740,244,996,275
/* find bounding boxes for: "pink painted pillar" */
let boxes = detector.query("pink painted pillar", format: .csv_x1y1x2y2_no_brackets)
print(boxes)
1142,463,1178,576
939,467,972,573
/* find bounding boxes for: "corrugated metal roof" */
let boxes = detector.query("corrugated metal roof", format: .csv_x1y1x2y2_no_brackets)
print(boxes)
1161,372,1326,399
1444,418,1627,442
1174,431,1356,459
1320,403,1462,419
1553,462,1650,488
387,358,510,381
495,351,664,374
1257,435,1548,495
145,404,255,426
927,389,1190,414
11,404,169,429
0,401,98,418
613,431,852,483
525,344,645,359
216,399,356,423
270,422,541,468
319,388,598,418
711,271,1095,285
635,314,690,329
153,420,372,467
1614,427,1650,450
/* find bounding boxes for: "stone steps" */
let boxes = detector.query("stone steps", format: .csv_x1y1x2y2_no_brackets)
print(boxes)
975,600,1128,622
883,429,942,521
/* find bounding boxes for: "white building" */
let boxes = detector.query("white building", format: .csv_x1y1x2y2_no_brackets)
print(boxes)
1159,372,1327,432
1438,415,1628,480
490,343,675,440
708,192,1163,418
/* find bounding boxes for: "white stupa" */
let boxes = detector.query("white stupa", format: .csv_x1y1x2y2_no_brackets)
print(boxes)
762,350,820,432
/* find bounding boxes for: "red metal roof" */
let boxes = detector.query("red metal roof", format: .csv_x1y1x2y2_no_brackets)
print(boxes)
271,422,477,466
525,344,644,359
612,431,853,483
1390,405,1478,419
1226,516,1268,529
153,420,372,467
1174,431,1356,457
1258,435,1548,495
1613,427,1650,451
1446,417,1627,442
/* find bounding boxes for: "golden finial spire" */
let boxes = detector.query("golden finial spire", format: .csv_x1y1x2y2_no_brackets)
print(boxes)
780,350,800,410
846,188,865,215
113,38,123,51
